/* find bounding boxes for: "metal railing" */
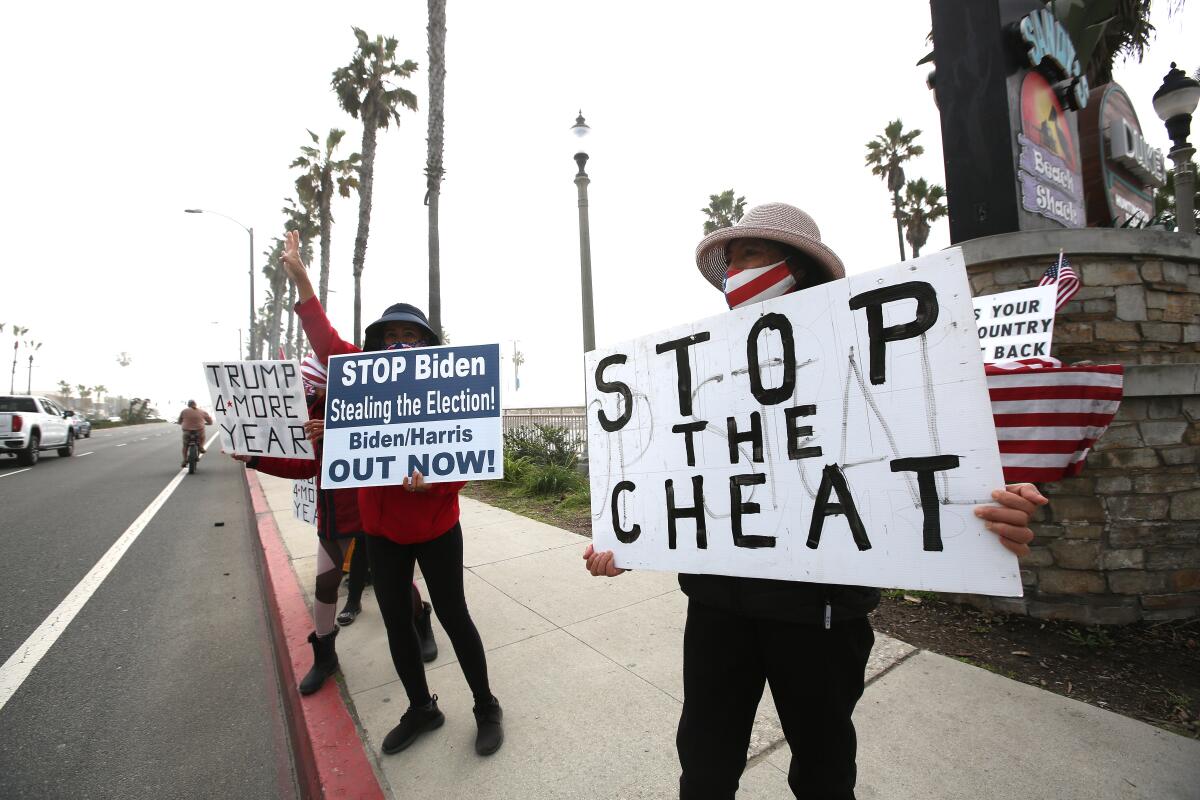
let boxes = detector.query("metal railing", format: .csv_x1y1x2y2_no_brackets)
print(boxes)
502,406,587,454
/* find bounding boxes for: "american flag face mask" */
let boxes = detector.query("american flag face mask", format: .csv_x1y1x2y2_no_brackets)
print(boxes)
723,259,798,309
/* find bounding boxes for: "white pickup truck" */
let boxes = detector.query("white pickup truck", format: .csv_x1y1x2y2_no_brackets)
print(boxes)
0,395,75,466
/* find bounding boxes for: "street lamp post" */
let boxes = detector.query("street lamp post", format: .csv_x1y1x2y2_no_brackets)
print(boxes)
185,208,256,357
571,111,596,353
1153,62,1200,235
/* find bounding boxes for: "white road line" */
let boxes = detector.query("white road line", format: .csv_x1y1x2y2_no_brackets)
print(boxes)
115,443,127,448
0,431,220,713
75,452,94,458
0,469,32,479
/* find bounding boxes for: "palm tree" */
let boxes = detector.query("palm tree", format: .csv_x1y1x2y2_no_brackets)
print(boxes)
292,129,360,307
425,0,448,338
116,352,131,367
282,197,318,356
865,119,924,261
92,385,107,416
701,190,747,235
77,385,93,412
895,179,948,258
332,28,419,346
58,380,72,405
260,237,286,356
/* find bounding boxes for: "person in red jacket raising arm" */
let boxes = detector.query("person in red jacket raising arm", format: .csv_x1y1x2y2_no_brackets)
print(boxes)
232,354,438,698
278,230,503,757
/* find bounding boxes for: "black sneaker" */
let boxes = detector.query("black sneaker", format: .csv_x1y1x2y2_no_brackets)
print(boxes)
473,696,504,756
382,695,444,754
336,603,362,626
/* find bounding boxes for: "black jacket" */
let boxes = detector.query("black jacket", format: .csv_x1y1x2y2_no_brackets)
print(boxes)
678,573,879,626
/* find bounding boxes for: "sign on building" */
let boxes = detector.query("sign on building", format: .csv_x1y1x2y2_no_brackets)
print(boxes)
585,249,1020,597
321,344,503,488
1081,82,1167,226
203,360,313,459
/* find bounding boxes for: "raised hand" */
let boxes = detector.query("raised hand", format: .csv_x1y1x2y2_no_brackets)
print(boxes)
280,229,316,302
304,418,325,443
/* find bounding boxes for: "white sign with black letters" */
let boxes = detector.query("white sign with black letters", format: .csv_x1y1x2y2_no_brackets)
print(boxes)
585,248,1019,596
973,284,1057,363
203,360,314,459
293,478,318,526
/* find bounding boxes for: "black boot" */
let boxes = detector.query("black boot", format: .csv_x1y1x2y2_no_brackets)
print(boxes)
382,695,444,754
298,629,339,695
416,602,438,663
473,696,504,756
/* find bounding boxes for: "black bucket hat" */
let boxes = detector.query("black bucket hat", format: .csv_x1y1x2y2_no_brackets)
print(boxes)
363,303,440,351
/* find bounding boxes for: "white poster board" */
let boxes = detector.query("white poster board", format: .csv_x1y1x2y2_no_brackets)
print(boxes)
321,343,503,487
585,248,1020,596
293,478,318,526
973,283,1057,363
203,360,314,459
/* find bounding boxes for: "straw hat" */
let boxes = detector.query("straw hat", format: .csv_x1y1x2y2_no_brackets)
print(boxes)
695,202,846,291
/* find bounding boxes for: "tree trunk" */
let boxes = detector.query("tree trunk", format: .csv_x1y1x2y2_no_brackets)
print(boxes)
426,0,447,337
352,114,379,348
319,171,333,307
892,189,906,262
285,284,296,359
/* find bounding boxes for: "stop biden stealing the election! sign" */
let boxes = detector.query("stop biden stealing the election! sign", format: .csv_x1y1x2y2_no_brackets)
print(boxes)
321,344,503,488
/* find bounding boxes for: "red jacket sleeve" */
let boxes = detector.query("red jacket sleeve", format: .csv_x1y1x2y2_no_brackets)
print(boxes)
248,454,319,480
296,296,360,366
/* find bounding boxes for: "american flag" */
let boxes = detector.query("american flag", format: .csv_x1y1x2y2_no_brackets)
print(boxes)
985,357,1124,484
1038,252,1081,310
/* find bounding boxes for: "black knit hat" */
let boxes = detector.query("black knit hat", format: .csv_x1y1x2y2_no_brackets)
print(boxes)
363,303,439,351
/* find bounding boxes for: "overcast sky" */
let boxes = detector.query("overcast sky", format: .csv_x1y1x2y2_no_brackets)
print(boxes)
2,1,1195,416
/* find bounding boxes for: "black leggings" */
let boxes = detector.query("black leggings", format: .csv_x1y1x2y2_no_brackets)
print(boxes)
366,525,492,707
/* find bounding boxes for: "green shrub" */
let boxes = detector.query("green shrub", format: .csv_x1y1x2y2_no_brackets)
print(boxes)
519,463,585,497
502,454,532,486
503,424,579,469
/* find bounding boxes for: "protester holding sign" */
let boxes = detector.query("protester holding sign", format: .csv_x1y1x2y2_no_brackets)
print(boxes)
233,354,438,696
582,203,1045,799
279,230,504,758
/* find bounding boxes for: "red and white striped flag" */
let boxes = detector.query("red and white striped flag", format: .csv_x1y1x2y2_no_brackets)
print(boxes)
985,357,1123,484
1038,251,1081,310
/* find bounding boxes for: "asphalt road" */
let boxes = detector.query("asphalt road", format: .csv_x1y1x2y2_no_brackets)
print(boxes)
0,423,297,799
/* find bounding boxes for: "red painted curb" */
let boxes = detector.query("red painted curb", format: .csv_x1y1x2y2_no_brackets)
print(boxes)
244,470,386,800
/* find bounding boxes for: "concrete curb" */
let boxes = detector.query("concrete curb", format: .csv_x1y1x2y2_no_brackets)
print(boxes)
244,470,386,800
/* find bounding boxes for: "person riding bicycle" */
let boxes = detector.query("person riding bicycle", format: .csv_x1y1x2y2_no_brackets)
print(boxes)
176,400,212,467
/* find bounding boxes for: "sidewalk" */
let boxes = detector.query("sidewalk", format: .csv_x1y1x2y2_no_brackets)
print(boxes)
252,472,1200,800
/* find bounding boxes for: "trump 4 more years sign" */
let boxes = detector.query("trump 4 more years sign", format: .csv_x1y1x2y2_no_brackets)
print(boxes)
321,343,503,488
586,248,1021,597
204,360,314,459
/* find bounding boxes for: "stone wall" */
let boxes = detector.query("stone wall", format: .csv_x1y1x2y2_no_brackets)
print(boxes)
958,229,1200,624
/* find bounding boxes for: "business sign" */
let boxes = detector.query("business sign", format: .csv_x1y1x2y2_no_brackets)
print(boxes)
203,360,314,458
973,284,1057,363
1081,82,1167,226
1016,7,1089,110
585,249,1019,597
1017,71,1085,228
293,478,318,526
321,344,503,488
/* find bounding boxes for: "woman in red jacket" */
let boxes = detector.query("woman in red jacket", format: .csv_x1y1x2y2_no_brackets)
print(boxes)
235,355,438,697
279,230,503,757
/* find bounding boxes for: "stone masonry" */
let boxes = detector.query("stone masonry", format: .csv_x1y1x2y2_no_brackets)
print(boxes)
957,229,1200,624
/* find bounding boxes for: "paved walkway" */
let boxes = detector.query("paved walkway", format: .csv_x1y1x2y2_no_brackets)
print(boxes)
256,474,1200,800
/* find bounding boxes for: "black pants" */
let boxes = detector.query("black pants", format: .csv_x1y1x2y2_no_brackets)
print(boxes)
676,600,874,800
366,525,492,708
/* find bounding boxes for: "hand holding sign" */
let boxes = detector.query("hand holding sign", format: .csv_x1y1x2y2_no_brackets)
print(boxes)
975,483,1045,556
